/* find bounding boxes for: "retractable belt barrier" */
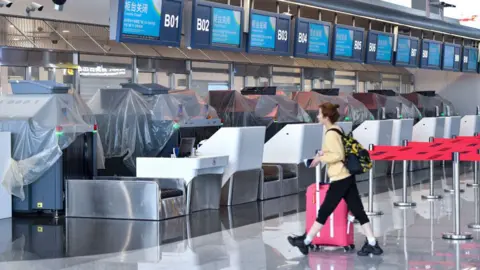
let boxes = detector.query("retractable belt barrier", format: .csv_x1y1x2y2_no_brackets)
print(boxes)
366,135,480,241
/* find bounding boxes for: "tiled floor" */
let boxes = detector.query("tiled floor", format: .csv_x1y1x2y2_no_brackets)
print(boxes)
1,164,480,269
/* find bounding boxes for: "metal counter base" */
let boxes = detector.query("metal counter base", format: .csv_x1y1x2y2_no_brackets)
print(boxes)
220,169,262,206
297,163,315,192
186,174,222,213
66,178,187,221
259,164,299,201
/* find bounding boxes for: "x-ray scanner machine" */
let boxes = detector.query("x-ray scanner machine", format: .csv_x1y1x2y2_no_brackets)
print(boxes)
0,81,99,215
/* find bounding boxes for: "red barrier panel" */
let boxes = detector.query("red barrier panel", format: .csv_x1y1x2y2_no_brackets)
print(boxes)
368,136,480,162
369,144,453,161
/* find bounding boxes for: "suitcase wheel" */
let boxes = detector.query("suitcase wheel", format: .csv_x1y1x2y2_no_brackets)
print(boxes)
343,245,355,252
311,245,322,251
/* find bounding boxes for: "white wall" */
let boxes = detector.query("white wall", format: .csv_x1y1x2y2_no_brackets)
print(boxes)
408,68,480,116
0,0,109,25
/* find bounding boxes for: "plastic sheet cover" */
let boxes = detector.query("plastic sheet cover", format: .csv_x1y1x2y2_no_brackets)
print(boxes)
168,89,219,120
208,90,272,127
291,91,374,127
0,91,105,200
88,88,174,173
245,94,312,123
402,93,457,117
353,93,421,120
140,90,219,124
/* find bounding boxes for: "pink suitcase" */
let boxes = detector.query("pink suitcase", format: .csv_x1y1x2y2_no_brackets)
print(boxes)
305,165,354,251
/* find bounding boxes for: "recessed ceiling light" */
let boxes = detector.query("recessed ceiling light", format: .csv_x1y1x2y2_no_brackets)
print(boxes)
9,25,14,28
62,30,70,33
13,38,19,41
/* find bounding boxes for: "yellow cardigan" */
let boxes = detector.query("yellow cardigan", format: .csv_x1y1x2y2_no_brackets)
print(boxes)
319,126,351,182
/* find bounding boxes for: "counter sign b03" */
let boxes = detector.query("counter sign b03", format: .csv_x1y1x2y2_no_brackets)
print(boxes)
110,0,183,47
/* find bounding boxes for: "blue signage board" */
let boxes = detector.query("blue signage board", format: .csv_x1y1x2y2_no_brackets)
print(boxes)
211,7,242,46
110,0,183,47
294,18,331,59
332,24,364,62
420,39,442,70
247,10,291,56
190,0,244,51
365,30,393,65
394,35,419,67
442,43,461,71
462,46,479,73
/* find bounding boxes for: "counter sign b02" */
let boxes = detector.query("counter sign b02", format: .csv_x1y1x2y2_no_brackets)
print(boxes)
189,0,244,51
110,0,183,47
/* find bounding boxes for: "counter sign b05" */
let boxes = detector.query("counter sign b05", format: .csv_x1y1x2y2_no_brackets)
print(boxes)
110,0,183,47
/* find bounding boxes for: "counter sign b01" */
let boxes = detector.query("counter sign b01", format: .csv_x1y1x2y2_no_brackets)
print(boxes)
110,0,183,47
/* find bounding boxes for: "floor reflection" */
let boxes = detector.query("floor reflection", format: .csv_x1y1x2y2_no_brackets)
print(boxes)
0,166,479,269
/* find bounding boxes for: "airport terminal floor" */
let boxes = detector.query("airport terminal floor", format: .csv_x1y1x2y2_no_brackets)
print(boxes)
0,165,479,270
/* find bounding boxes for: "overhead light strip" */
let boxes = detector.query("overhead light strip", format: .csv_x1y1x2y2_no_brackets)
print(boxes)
277,0,480,41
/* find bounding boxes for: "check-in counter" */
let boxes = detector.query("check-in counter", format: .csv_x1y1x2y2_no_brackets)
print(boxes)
66,155,228,221
410,117,445,171
261,124,322,199
196,127,266,206
137,155,228,213
460,115,480,136
390,119,414,174
353,120,393,181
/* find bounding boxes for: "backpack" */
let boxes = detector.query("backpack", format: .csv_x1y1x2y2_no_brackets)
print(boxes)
327,129,373,175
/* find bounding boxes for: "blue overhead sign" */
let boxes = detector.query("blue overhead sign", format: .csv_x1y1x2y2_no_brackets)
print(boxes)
420,39,442,70
462,46,479,73
442,43,461,71
332,25,364,62
247,10,291,56
365,30,393,65
294,18,331,59
394,35,419,67
250,13,276,49
212,7,242,46
189,0,244,51
110,0,183,47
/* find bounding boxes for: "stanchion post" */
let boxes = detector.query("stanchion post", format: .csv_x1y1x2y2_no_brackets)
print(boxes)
442,152,473,240
445,141,465,193
467,147,479,188
394,140,416,208
468,184,480,230
422,137,442,200
366,144,383,216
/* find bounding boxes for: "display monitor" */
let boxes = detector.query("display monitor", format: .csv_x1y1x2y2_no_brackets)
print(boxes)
462,46,479,73
332,25,364,62
110,0,183,47
442,43,461,71
365,30,393,65
420,39,442,70
189,0,244,51
394,35,420,67
294,18,331,59
247,10,291,56
212,7,242,47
